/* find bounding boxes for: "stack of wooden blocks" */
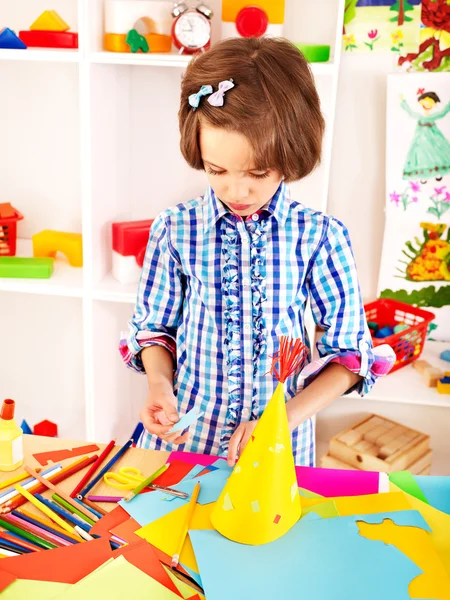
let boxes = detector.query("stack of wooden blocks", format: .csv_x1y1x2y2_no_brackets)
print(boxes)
321,414,432,474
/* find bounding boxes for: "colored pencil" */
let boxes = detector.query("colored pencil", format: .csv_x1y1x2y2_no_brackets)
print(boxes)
0,530,42,552
14,483,77,536
13,510,80,544
79,497,107,517
87,495,123,503
75,526,94,541
0,547,20,557
77,438,134,499
51,494,95,526
0,538,28,554
2,455,97,513
124,463,169,502
0,464,62,505
3,514,71,547
35,495,91,534
0,517,57,550
171,481,201,569
22,465,99,522
70,439,116,498
0,470,35,491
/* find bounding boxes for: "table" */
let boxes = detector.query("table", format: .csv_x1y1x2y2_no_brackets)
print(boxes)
0,435,167,516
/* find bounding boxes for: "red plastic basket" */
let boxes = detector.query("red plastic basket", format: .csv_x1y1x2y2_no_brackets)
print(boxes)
364,298,435,373
0,207,23,257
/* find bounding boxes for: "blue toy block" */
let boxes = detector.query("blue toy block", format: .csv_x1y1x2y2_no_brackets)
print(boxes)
375,326,394,339
440,350,450,363
20,419,33,435
0,28,27,50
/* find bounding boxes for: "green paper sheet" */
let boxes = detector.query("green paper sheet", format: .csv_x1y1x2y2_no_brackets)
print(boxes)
1,580,70,600
302,499,339,519
53,555,180,600
298,487,323,499
389,471,429,504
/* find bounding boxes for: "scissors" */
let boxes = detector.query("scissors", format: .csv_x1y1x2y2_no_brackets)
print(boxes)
103,467,145,491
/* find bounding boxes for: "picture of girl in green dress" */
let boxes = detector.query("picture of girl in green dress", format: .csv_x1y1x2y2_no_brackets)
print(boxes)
401,90,450,184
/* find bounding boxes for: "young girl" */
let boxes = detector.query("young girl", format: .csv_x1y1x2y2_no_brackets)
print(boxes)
120,37,395,467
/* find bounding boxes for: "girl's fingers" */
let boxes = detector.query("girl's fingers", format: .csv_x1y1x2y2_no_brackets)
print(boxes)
227,426,244,467
140,407,173,436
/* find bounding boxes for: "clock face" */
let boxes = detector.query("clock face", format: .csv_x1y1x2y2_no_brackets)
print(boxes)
174,11,211,49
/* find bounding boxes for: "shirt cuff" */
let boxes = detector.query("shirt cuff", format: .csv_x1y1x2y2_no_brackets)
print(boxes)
119,331,177,373
299,342,396,397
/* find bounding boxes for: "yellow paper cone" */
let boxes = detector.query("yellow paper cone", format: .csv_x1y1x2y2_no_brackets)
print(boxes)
211,381,301,545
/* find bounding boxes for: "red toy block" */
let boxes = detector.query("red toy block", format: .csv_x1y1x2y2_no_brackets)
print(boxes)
112,220,154,267
33,419,58,438
19,30,78,49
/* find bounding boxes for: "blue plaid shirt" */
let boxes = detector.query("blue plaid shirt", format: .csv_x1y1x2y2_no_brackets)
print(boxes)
120,183,393,466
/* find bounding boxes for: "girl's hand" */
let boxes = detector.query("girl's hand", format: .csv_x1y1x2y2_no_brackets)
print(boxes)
227,420,259,466
140,390,189,446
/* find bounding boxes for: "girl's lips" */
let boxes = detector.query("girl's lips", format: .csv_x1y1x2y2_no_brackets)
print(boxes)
228,203,251,210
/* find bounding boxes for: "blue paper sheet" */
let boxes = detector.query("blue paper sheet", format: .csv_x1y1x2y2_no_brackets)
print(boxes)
119,483,194,526
190,511,427,600
167,408,205,433
160,467,230,505
414,475,450,516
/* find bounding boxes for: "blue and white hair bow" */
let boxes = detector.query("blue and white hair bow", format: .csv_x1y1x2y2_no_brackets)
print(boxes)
188,84,213,110
208,79,235,107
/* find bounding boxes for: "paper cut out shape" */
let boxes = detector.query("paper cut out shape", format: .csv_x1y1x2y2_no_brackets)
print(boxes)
211,337,306,545
190,511,424,600
167,408,205,434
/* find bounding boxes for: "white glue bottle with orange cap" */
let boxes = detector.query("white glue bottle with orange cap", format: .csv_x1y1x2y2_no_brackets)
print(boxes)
0,399,24,471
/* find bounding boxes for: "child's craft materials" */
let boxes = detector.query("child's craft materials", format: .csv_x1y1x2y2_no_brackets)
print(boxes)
125,463,169,501
70,439,115,498
172,480,201,569
0,400,23,472
32,444,99,466
88,495,124,503
32,231,83,268
167,408,205,434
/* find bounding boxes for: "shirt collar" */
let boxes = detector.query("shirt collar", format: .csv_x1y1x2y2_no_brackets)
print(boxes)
203,181,290,234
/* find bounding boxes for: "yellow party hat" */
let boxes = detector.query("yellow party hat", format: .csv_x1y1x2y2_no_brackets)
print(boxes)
211,337,306,545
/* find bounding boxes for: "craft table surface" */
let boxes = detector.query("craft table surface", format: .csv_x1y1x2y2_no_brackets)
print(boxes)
0,435,168,516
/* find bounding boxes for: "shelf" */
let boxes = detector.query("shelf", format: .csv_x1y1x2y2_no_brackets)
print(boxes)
92,273,137,304
348,341,450,409
0,49,80,63
0,240,83,298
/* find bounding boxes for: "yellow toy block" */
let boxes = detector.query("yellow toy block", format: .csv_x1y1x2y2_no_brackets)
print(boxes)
30,10,70,32
32,230,83,268
222,0,285,25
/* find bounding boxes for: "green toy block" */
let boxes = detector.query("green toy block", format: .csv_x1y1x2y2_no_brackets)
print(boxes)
0,257,54,279
295,44,330,63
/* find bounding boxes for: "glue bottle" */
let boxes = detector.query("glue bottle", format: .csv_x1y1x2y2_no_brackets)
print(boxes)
0,399,24,471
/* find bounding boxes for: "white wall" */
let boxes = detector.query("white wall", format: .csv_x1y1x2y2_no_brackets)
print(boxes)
328,53,399,300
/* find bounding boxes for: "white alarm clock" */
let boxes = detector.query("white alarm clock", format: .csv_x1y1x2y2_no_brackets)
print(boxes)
171,2,213,54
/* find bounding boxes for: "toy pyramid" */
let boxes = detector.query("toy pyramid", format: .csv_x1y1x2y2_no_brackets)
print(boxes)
30,11,69,32
0,28,27,49
211,337,306,545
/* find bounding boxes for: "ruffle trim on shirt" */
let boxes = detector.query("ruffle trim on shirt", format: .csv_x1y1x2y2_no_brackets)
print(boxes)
219,214,269,453
119,331,176,373
299,343,396,396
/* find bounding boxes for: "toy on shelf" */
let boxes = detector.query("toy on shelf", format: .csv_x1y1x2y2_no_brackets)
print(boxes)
440,350,450,363
412,359,444,388
0,257,54,279
32,230,83,268
0,28,27,50
437,373,450,395
0,203,24,256
19,10,78,49
221,0,285,40
104,0,173,53
33,420,58,438
171,2,213,55
0,399,24,472
294,44,330,63
20,420,33,435
112,219,154,284
321,414,432,475
364,298,435,373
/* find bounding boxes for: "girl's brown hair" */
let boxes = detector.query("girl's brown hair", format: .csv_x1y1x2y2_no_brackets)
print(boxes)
179,37,325,183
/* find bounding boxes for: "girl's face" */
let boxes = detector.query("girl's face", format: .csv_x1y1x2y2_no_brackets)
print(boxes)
419,97,436,112
199,122,283,217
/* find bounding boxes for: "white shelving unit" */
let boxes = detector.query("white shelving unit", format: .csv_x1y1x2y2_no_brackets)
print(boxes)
1,0,345,442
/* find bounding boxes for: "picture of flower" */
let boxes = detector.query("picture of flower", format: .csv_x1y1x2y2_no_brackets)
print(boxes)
395,222,450,282
344,33,358,51
364,28,380,50
391,28,405,51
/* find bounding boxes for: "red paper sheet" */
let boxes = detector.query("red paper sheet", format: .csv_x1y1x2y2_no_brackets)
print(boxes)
0,569,17,594
110,518,142,544
90,505,130,539
152,460,196,487
32,444,99,466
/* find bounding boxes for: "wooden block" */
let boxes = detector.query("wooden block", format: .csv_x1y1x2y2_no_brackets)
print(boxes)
386,435,430,471
330,438,388,472
352,441,373,452
353,415,383,436
423,366,444,387
320,453,358,471
376,425,407,446
338,430,363,445
412,359,430,374
418,465,431,475
364,424,390,443
407,449,433,475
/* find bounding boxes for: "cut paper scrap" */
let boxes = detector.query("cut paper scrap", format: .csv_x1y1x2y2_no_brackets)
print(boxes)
119,483,191,527
389,471,429,504
320,491,411,517
32,444,100,466
413,475,450,516
167,408,205,434
0,538,113,584
390,481,450,577
167,469,230,506
358,515,450,600
190,511,425,600
136,501,215,573
298,487,323,499
211,381,301,545
52,555,181,600
109,518,142,544
90,505,130,539
163,565,203,599
0,579,70,600
302,499,339,519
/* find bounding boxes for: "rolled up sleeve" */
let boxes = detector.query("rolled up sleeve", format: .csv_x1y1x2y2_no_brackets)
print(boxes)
119,213,184,373
300,217,395,395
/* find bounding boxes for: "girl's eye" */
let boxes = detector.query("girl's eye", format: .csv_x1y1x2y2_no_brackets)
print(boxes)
206,168,226,176
250,172,270,180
